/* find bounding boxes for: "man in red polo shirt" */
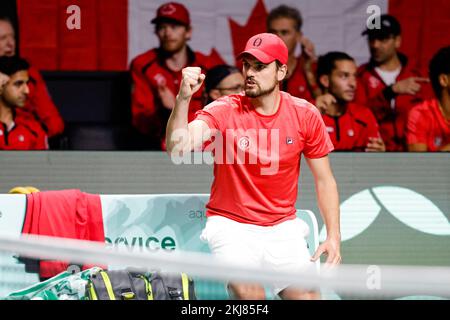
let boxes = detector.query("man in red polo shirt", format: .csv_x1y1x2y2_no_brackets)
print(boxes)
0,56,48,150
267,5,320,102
166,33,341,300
356,14,432,151
407,46,450,152
130,2,222,150
315,52,385,152
0,16,64,138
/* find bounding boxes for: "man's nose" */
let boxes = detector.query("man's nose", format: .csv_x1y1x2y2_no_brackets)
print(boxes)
349,77,356,89
246,67,255,77
23,84,30,95
371,39,382,48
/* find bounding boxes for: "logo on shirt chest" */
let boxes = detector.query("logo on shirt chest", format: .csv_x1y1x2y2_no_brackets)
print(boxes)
369,76,381,89
326,126,334,133
0,130,3,136
153,73,167,86
18,135,25,142
286,137,294,145
347,129,355,137
238,136,250,150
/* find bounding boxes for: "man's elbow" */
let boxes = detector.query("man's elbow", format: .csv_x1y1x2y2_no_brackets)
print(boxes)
165,135,190,157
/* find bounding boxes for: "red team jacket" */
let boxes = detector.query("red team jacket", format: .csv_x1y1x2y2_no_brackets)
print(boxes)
0,108,48,150
27,66,65,137
356,54,433,151
321,103,381,151
407,99,450,151
130,47,222,149
21,190,105,279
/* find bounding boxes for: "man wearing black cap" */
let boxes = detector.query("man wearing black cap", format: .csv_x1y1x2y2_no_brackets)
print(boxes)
204,65,244,104
166,33,341,300
357,14,432,151
130,2,222,150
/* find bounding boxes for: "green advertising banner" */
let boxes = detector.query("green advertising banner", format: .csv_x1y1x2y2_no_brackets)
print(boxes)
0,194,318,299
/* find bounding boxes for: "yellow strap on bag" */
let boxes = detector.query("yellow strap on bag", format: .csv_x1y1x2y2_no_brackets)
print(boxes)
181,273,190,300
140,275,154,300
88,282,98,300
100,271,116,300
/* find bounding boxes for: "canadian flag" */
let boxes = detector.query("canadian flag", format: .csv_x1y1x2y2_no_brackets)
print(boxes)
17,0,450,75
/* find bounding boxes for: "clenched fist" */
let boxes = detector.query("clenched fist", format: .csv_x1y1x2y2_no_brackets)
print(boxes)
178,67,206,101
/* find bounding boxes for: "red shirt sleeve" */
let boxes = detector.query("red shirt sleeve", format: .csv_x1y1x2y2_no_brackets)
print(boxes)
302,106,334,158
406,107,428,145
365,108,382,140
130,61,160,135
26,119,49,150
27,67,65,137
33,125,49,150
194,97,232,132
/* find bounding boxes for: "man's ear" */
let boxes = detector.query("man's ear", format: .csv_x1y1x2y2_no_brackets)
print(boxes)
296,31,303,44
277,64,288,81
319,74,330,90
394,35,402,50
209,89,221,101
439,74,449,88
185,26,193,41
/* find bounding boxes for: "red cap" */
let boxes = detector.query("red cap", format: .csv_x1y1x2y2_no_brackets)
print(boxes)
237,33,288,65
151,2,190,26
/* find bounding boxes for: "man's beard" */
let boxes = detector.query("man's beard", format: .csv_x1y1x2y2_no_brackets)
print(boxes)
245,80,278,98
161,40,185,55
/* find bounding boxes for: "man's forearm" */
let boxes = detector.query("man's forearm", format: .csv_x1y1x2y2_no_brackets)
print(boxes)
316,178,341,239
166,95,191,153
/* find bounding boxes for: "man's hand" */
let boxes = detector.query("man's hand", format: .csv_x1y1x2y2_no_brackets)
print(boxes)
315,93,336,113
300,36,317,63
311,236,341,266
366,137,386,152
157,84,176,110
0,72,9,94
392,77,429,95
178,67,206,101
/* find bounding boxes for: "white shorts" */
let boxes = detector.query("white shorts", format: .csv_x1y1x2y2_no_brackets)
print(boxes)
200,215,315,296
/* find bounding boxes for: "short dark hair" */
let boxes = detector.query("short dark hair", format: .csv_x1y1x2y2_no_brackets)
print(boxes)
205,64,240,93
429,46,450,98
267,5,303,32
0,15,13,24
317,52,354,88
0,56,29,76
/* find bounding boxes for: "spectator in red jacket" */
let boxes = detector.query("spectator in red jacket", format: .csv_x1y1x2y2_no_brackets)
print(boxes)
356,14,432,151
316,52,385,152
267,5,320,102
130,2,222,150
0,16,64,138
407,46,450,152
0,56,48,150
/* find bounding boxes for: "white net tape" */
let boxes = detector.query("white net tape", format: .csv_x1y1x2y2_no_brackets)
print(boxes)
0,234,449,298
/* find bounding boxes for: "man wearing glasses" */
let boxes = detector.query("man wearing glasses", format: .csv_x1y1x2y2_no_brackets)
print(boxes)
204,65,245,104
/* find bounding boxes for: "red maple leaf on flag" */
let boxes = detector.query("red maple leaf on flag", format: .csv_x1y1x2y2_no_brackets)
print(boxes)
229,0,269,66
206,47,226,67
